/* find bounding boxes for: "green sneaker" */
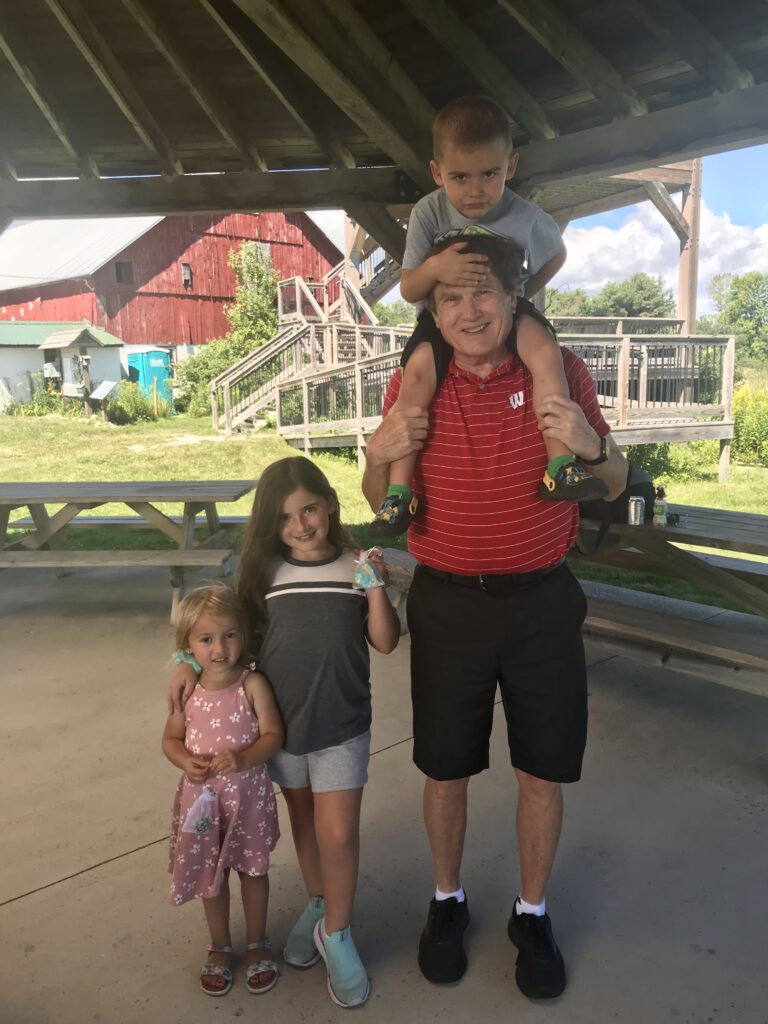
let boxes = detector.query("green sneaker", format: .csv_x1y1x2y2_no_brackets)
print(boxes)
313,919,370,1008
539,461,608,502
283,896,324,968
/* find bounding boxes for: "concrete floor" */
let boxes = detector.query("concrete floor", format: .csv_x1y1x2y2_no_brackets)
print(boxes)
2,567,768,1024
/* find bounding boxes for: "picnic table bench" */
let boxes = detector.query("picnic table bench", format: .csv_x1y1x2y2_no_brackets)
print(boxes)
0,480,256,619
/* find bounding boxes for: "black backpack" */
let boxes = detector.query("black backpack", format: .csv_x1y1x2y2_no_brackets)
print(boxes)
576,465,655,555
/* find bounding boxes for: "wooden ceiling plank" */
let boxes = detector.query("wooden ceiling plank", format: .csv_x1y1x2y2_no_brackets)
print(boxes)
624,0,754,93
231,0,432,189
0,167,424,218
495,0,648,119
198,0,354,169
611,166,693,186
514,80,768,191
346,205,407,263
642,181,690,244
0,18,98,178
121,0,266,172
45,0,183,177
401,0,557,141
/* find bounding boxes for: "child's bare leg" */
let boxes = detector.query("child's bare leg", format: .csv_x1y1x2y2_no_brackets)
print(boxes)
517,327,571,462
281,786,322,896
313,787,363,933
240,872,277,992
389,342,437,489
201,877,232,992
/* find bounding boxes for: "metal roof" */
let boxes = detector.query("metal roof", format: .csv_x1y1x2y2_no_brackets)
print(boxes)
0,321,123,348
0,216,162,291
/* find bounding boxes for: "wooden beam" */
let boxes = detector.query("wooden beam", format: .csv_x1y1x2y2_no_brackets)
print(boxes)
678,158,702,334
624,0,753,94
0,168,424,219
198,0,355,169
345,205,406,263
45,0,183,177
231,0,432,191
611,166,693,187
546,184,653,222
401,0,556,141
643,181,689,244
121,0,266,172
496,0,647,119
0,16,97,179
513,81,768,191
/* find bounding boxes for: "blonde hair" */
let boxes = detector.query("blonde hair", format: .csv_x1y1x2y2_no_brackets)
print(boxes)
433,95,513,160
174,584,251,665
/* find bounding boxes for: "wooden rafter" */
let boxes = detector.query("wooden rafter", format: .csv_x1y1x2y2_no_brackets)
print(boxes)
198,0,355,170
547,184,659,223
624,0,753,94
401,0,556,141
45,0,183,177
0,16,97,179
611,166,693,187
230,0,433,190
496,0,647,119
345,205,407,263
121,0,266,172
0,168,424,219
642,181,689,244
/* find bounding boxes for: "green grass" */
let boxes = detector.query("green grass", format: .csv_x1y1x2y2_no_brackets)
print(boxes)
3,415,766,612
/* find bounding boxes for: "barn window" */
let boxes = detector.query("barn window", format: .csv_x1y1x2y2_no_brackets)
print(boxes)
115,261,133,285
181,262,193,288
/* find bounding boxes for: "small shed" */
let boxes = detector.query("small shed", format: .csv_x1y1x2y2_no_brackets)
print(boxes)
0,321,123,409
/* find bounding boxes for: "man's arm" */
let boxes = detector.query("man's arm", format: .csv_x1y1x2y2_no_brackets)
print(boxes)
362,404,429,511
524,246,566,299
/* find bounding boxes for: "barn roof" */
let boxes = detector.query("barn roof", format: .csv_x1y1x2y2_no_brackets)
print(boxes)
0,320,123,347
0,1,766,258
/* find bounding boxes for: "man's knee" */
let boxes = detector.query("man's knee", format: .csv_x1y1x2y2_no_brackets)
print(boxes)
425,776,470,805
515,768,562,804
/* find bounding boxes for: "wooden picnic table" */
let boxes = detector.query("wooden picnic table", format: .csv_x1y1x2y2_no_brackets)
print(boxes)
0,480,256,617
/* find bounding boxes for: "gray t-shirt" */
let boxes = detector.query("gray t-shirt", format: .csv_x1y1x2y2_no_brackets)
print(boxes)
402,187,564,297
257,548,371,756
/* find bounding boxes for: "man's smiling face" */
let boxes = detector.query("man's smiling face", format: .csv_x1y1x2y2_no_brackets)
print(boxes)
432,272,516,371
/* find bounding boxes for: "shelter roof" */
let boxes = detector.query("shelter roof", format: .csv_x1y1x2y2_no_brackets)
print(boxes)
0,321,123,348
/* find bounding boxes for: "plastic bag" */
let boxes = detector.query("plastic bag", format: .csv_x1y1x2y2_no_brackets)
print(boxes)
353,547,385,589
181,784,217,835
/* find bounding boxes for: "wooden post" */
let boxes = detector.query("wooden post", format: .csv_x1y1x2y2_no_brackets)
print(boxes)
152,375,158,417
211,385,219,431
355,363,365,470
638,343,648,408
617,337,630,426
355,325,362,362
79,346,93,417
678,158,702,335
719,335,735,483
223,382,231,435
302,377,310,455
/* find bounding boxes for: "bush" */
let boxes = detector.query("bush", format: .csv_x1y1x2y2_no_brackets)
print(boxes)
105,381,172,424
732,386,768,466
10,378,84,418
625,440,720,485
173,336,253,416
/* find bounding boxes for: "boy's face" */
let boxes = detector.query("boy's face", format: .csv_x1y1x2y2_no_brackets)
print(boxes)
430,139,519,219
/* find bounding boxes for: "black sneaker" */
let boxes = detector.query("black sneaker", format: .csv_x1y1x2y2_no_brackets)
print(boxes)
508,904,565,999
417,896,470,984
539,461,609,502
368,493,418,540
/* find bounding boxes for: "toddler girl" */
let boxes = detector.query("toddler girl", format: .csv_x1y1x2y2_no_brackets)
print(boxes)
169,457,400,1008
163,584,283,997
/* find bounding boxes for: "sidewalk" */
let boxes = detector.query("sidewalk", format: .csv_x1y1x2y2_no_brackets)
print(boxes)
2,566,767,1024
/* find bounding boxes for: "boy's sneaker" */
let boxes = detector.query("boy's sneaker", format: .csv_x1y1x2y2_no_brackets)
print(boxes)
507,904,565,999
417,896,470,984
539,461,609,502
368,493,418,540
313,919,370,1008
283,896,324,968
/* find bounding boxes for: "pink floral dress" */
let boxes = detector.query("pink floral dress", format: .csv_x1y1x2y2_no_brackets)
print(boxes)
168,670,279,905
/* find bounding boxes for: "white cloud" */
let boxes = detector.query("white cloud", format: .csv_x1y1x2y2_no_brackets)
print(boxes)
552,200,768,312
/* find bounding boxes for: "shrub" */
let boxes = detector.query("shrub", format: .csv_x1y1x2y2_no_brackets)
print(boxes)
104,381,171,424
625,440,720,485
10,378,84,418
732,386,768,466
173,336,253,416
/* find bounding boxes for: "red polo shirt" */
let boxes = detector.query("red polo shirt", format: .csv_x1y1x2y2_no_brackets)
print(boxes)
382,348,609,574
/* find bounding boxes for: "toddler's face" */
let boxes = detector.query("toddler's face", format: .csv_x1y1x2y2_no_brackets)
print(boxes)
186,611,243,678
279,486,336,562
431,139,518,219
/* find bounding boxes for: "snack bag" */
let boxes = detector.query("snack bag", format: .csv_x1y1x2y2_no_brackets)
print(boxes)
354,547,385,589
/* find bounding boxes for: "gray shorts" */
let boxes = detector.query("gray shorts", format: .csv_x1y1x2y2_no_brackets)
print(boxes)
268,730,371,793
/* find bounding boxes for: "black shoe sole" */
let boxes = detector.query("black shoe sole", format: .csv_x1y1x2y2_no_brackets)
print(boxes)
538,480,610,502
507,914,566,1000
417,906,470,984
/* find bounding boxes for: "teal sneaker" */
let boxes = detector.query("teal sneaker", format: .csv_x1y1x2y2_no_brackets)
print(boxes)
313,919,370,1008
283,896,324,968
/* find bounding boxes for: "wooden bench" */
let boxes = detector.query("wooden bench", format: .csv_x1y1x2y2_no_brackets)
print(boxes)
10,514,249,530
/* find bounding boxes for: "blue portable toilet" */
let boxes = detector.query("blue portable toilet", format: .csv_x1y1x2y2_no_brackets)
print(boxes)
126,346,174,406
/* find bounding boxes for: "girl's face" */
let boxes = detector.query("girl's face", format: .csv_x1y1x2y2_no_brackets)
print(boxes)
186,610,243,680
279,486,336,562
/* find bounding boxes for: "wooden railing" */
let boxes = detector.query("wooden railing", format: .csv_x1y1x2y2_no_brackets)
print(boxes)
277,262,378,326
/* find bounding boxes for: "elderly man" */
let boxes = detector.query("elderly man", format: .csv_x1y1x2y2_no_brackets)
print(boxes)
363,236,627,999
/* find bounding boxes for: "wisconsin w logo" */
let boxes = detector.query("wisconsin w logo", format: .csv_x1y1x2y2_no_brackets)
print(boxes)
508,391,524,410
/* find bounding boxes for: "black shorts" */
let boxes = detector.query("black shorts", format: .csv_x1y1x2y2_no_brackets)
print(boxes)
406,562,588,783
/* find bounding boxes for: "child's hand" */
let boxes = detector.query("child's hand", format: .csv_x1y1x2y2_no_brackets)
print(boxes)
184,754,212,784
168,663,198,714
431,242,489,287
209,749,242,775
366,547,389,587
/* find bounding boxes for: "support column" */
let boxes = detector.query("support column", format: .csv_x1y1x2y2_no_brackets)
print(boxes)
677,158,702,335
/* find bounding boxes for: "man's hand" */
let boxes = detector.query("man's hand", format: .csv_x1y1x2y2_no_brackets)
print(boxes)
168,663,198,714
184,753,212,784
429,242,489,287
210,749,242,775
366,405,429,467
535,394,602,458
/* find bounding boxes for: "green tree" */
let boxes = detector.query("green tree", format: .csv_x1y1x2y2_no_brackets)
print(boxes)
704,271,768,361
225,241,279,345
588,273,675,317
544,287,592,316
373,298,416,326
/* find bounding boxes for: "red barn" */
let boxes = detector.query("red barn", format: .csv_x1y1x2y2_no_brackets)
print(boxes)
0,213,342,346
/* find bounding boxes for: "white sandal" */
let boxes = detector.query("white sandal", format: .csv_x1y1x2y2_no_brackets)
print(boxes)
246,938,279,995
200,943,234,997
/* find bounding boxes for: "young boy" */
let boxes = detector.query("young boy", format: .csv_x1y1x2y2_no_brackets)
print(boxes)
368,95,607,539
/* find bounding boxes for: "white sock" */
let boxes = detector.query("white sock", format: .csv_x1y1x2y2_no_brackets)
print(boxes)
516,895,545,917
435,886,465,903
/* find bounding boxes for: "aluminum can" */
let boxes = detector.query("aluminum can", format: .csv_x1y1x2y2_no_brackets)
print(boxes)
627,495,645,525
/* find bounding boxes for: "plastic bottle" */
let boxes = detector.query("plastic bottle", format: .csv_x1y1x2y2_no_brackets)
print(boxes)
653,485,668,527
